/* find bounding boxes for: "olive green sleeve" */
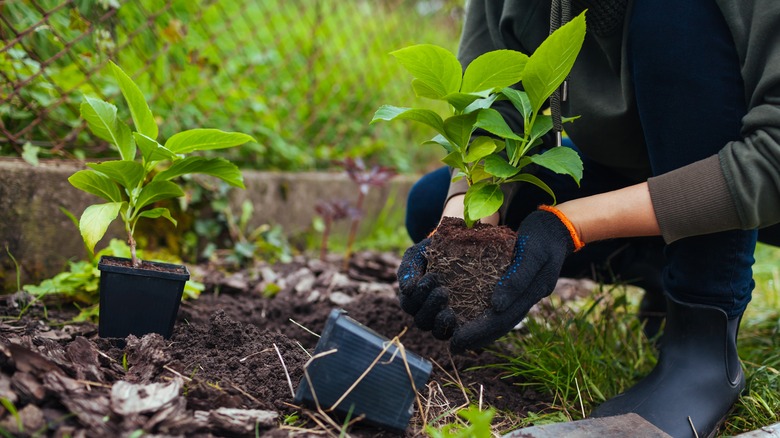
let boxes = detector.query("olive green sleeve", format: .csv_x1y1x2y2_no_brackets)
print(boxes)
647,155,741,243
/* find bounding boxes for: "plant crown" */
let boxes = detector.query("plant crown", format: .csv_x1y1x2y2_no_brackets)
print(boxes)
372,12,586,226
70,61,255,267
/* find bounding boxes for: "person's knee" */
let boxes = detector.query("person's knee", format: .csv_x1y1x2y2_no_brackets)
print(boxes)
405,167,450,243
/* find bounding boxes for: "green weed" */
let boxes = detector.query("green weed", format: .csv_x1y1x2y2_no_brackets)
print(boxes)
488,286,656,422
426,405,495,438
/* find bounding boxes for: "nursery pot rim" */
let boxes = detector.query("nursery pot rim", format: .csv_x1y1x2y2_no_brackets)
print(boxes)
97,255,190,281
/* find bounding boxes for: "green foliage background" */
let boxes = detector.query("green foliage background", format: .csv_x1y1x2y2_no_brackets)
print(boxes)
1,0,463,173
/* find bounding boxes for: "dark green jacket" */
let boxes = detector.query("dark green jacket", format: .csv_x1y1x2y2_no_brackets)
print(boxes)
451,0,780,242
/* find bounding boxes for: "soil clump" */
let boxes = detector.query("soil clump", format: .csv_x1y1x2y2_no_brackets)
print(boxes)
426,217,517,324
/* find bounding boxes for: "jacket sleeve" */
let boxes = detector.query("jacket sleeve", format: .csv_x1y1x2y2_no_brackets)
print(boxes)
648,1,780,242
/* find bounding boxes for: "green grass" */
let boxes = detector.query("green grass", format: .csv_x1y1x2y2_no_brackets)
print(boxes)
487,242,780,436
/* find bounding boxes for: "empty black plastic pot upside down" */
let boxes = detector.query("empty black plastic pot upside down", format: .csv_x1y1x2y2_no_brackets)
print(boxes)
97,256,190,339
294,309,432,433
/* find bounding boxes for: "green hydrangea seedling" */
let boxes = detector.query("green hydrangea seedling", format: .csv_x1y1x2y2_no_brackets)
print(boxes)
372,12,586,227
70,61,255,268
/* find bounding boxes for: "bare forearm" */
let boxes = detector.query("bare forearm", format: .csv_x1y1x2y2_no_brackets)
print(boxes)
441,194,500,226
556,182,661,243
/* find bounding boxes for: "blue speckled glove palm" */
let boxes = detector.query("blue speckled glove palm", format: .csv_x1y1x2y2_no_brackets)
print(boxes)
450,206,584,353
397,238,458,340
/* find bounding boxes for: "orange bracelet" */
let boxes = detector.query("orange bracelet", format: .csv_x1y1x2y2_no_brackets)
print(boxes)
538,205,585,252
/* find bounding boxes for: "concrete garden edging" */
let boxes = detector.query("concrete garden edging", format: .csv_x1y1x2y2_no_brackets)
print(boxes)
0,158,416,290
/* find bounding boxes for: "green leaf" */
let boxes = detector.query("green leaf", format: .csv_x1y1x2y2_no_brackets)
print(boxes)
506,173,557,203
422,134,454,153
463,93,499,114
474,108,522,140
470,164,492,183
137,207,177,226
153,156,245,188
441,151,465,172
484,154,521,178
134,132,178,163
371,106,445,136
506,138,520,163
523,11,586,114
110,61,158,139
462,50,528,93
68,170,123,202
501,88,533,121
529,114,553,143
86,161,145,191
445,91,491,113
22,142,40,166
529,147,584,184
134,181,184,211
464,136,497,163
411,79,446,100
464,181,503,222
165,129,255,154
443,112,478,150
79,202,123,253
390,44,462,99
80,96,135,160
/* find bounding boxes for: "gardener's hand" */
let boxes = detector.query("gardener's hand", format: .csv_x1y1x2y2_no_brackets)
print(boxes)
450,206,584,353
397,238,458,340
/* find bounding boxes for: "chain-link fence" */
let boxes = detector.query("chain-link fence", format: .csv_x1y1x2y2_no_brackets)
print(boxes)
0,0,463,172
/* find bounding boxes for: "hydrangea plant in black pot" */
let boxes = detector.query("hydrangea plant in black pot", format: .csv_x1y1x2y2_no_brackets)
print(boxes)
70,61,254,339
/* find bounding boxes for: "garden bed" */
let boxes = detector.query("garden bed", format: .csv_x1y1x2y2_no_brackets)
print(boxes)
0,251,574,437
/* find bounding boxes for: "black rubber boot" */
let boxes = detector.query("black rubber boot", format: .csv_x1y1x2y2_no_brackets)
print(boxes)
590,294,744,438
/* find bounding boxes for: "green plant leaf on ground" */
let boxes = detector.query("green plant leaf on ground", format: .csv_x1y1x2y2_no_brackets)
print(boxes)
426,405,495,438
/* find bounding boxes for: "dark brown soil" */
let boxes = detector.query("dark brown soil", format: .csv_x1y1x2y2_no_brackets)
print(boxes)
0,251,548,437
426,217,517,324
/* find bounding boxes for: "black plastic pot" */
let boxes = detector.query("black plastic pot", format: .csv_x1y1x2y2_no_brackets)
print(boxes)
97,255,190,339
294,309,432,433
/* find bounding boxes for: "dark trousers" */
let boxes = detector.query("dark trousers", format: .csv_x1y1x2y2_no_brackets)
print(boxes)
405,0,779,317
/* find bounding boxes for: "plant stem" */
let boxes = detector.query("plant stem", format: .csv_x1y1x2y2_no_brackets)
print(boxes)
320,219,332,261
342,192,365,271
125,221,140,268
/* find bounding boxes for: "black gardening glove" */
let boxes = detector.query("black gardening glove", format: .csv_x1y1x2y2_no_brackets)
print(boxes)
450,206,584,353
397,238,458,340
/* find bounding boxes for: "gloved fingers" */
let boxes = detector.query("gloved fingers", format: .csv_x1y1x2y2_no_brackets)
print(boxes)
414,287,449,331
450,307,529,354
399,273,441,316
492,256,547,312
431,308,457,340
397,238,430,290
